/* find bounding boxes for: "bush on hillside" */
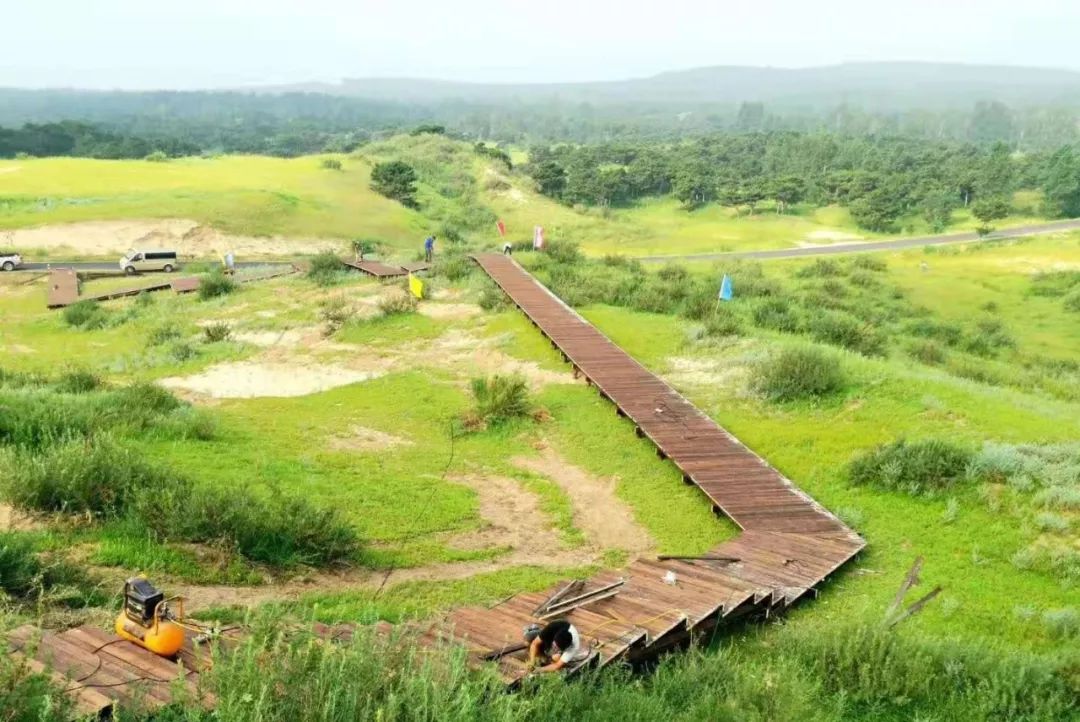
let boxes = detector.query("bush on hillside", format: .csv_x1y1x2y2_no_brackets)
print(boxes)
306,251,345,287
962,317,1015,356
202,322,232,343
62,300,110,329
543,240,583,265
320,158,343,171
199,270,238,299
319,296,355,336
751,346,845,402
702,306,742,337
905,318,964,347
849,438,973,495
433,253,474,281
795,258,842,278
464,375,532,430
478,284,509,311
0,531,101,607
906,339,947,365
378,291,418,316
807,310,887,356
53,369,103,394
1062,288,1080,312
851,255,888,272
147,322,183,347
753,298,800,332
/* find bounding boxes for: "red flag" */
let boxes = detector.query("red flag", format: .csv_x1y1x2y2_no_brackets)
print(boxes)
496,220,506,237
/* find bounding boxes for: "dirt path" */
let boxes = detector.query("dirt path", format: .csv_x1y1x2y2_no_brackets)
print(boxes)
514,448,654,556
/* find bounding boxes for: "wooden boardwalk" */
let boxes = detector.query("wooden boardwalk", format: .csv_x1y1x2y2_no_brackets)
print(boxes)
45,266,298,308
428,254,865,683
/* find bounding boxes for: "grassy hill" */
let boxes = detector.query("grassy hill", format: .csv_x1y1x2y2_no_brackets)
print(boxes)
0,134,1054,260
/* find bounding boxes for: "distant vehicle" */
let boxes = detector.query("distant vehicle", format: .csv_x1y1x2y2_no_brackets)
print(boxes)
0,251,23,272
120,249,178,275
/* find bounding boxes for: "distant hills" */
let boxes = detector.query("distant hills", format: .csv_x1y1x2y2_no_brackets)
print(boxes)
261,62,1080,110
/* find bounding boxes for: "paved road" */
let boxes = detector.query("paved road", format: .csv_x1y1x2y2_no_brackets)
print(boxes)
636,218,1080,263
13,260,289,272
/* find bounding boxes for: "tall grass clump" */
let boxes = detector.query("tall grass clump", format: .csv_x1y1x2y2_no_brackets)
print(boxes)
752,297,799,332
62,299,110,329
202,322,232,343
433,252,474,281
306,251,346,287
199,269,239,299
378,290,418,316
751,346,845,402
478,283,509,311
849,438,973,495
0,531,101,607
807,309,886,356
464,374,532,430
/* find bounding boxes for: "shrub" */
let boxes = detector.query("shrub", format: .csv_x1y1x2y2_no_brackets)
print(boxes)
852,255,887,272
905,318,963,346
202,322,232,343
1029,270,1080,297
906,340,947,365
306,251,345,287
144,150,168,162
319,296,355,336
147,322,183,347
1034,512,1070,533
795,259,842,278
848,269,879,288
134,290,156,308
752,298,800,332
320,158,343,170
0,531,100,607
1041,608,1079,640
702,307,742,337
169,340,199,362
464,374,532,429
808,310,886,356
2,438,172,517
199,270,238,299
54,369,102,393
1063,288,1080,312
963,317,1015,356
62,300,109,329
433,253,474,281
751,346,845,402
378,291,418,316
544,240,583,265
656,264,689,282
849,438,973,495
478,284,509,311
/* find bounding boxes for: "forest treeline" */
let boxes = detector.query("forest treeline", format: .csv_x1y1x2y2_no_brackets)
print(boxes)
525,134,1080,231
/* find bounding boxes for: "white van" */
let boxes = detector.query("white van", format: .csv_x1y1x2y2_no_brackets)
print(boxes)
119,249,179,275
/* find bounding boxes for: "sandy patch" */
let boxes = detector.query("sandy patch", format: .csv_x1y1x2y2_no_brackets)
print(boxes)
2,219,338,258
425,330,581,389
160,361,380,398
233,328,310,348
514,448,653,556
666,356,749,389
329,425,412,452
418,302,481,321
0,503,44,531
1,343,36,354
0,167,20,175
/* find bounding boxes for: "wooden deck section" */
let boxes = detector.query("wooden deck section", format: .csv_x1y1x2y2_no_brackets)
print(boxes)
433,253,866,684
45,266,298,308
342,259,409,278
6,625,216,717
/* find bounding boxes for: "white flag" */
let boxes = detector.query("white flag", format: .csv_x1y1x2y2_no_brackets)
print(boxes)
533,226,545,250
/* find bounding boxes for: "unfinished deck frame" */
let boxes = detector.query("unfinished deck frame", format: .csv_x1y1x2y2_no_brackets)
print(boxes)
433,253,866,683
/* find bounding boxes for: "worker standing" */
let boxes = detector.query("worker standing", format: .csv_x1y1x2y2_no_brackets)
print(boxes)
523,620,590,673
424,235,436,263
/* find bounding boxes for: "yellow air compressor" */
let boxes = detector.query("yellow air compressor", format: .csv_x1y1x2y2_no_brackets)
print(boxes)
115,577,186,657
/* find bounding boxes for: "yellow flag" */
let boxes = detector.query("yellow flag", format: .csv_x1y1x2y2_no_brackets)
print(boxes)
409,272,424,299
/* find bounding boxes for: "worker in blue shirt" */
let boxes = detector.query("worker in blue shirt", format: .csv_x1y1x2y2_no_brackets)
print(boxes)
424,235,436,262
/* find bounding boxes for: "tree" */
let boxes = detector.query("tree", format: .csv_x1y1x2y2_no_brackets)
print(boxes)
530,160,567,198
920,188,957,232
971,195,1010,235
735,102,766,131
1043,147,1080,218
770,175,805,214
849,189,904,232
370,161,418,208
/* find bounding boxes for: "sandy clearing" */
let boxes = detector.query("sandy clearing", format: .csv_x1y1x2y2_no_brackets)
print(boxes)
0,503,44,531
665,356,748,388
160,361,381,398
3,219,340,257
329,425,412,452
426,330,581,389
417,302,481,321
0,167,20,175
514,448,654,556
1,343,36,354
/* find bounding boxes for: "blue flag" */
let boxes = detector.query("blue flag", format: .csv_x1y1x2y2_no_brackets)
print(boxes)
719,274,733,301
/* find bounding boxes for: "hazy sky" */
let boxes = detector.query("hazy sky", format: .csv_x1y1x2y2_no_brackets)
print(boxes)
3,0,1079,89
